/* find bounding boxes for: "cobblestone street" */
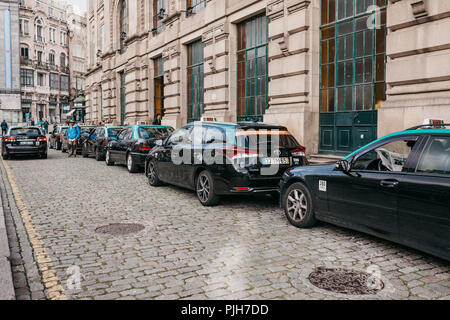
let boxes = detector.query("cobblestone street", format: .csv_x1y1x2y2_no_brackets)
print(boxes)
1,149,449,300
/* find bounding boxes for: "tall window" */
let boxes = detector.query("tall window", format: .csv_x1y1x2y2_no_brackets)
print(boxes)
154,57,164,118
120,0,127,49
20,69,34,87
60,53,66,68
153,0,166,34
60,75,69,91
99,24,105,53
37,73,45,86
237,14,268,122
35,19,43,42
187,0,206,14
20,46,29,61
187,40,205,122
49,51,55,66
320,0,387,113
50,73,59,90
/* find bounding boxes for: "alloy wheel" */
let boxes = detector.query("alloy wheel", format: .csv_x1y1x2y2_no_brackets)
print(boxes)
148,162,157,184
286,189,308,222
127,154,133,171
197,174,210,203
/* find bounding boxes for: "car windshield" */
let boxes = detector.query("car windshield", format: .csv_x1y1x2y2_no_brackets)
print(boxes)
10,128,41,137
107,128,122,137
235,129,300,150
139,127,174,139
80,127,95,134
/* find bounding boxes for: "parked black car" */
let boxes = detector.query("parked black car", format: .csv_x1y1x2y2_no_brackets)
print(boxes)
279,125,450,261
145,121,308,206
61,125,97,154
105,125,174,173
49,125,68,150
1,126,48,159
82,126,124,161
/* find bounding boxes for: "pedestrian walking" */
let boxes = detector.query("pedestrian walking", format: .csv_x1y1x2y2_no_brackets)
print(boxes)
152,114,162,125
67,120,81,158
43,120,49,134
1,120,8,136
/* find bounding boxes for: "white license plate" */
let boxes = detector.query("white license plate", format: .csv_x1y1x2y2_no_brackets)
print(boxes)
262,157,290,165
20,141,35,145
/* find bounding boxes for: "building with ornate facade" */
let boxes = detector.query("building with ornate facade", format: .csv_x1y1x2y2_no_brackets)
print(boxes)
0,0,21,126
85,0,450,155
19,0,72,124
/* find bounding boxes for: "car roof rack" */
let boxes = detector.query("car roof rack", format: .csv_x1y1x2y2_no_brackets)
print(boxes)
407,124,450,130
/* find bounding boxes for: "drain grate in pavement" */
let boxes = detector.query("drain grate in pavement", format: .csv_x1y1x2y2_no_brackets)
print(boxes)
308,267,384,295
95,223,145,236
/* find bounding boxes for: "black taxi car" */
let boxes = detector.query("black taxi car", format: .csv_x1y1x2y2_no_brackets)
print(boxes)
49,125,68,150
1,126,48,159
279,125,450,261
105,125,174,173
82,126,124,161
146,121,308,206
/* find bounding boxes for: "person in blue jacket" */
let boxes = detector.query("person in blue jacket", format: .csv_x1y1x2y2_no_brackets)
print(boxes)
67,120,81,157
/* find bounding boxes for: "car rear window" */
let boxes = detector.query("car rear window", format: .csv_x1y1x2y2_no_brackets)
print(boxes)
139,127,174,139
80,127,95,134
235,129,300,150
107,128,122,137
10,128,42,137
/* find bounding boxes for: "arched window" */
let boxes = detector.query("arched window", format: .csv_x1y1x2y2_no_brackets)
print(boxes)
49,50,55,66
119,0,127,49
35,19,44,42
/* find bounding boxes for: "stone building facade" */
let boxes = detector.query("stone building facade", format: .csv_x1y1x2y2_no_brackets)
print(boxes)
18,0,71,124
0,0,21,126
85,0,450,155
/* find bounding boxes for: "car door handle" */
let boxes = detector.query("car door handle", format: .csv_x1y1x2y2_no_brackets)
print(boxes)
380,180,399,188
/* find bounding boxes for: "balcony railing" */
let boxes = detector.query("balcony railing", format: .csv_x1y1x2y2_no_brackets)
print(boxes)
20,56,32,65
35,35,45,43
35,60,49,70
60,66,70,74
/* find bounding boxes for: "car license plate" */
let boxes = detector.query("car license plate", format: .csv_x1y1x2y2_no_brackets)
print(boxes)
20,141,34,146
262,157,290,165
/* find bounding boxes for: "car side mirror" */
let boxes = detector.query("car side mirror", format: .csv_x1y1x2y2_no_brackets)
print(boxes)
337,159,351,173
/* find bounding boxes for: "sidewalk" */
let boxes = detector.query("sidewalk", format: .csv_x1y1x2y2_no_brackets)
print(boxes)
0,160,15,300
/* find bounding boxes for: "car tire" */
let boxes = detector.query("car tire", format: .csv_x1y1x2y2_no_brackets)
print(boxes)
2,151,9,160
41,153,47,159
49,141,53,149
283,182,316,228
147,160,163,187
82,145,89,158
62,146,67,153
95,148,102,161
56,142,61,150
196,170,220,207
127,153,139,173
105,150,114,166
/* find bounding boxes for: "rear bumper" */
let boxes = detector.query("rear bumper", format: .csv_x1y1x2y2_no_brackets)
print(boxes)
131,152,147,167
5,145,47,155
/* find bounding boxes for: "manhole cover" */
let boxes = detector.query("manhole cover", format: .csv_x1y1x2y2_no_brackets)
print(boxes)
95,223,145,236
308,267,384,295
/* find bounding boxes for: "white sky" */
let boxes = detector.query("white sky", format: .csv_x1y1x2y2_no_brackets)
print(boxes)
67,0,87,15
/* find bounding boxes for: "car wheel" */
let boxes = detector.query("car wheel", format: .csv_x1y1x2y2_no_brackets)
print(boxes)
127,153,139,173
49,141,53,149
196,170,220,207
56,142,61,150
2,150,9,160
283,182,316,228
95,148,102,161
147,160,162,186
41,153,47,159
105,150,114,166
82,145,89,158
62,146,67,153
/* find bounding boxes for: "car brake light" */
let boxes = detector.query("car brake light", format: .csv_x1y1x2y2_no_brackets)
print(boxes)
37,136,47,142
3,137,15,142
139,142,152,151
222,146,259,160
58,134,63,139
234,187,249,191
291,146,306,157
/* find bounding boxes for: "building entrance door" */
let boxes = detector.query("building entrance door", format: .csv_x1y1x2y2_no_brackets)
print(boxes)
319,1,386,155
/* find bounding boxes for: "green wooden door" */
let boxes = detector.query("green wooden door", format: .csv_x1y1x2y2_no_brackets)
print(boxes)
319,0,386,155
120,72,126,125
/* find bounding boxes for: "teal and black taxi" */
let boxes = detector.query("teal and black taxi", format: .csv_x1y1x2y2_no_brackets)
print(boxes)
105,125,174,173
82,126,125,161
279,124,450,261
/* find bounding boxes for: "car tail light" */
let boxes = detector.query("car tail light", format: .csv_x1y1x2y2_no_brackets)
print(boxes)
37,136,47,142
3,137,15,142
139,142,152,151
291,146,306,157
222,146,259,160
58,134,63,139
234,187,250,191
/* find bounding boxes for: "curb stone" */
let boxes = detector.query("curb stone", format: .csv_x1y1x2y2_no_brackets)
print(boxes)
0,166,15,300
